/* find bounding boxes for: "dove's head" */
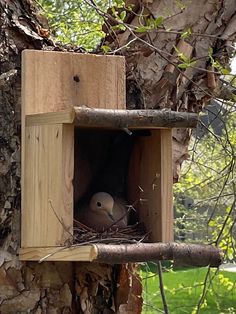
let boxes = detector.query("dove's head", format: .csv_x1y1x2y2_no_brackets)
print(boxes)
90,192,115,221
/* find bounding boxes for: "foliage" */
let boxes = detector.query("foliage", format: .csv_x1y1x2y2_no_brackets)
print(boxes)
37,0,123,50
174,46,196,69
37,0,232,75
141,266,236,314
208,48,231,75
174,103,236,260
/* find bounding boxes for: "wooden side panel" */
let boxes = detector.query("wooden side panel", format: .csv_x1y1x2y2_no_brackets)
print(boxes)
22,50,125,115
21,124,74,247
160,130,173,241
128,129,173,242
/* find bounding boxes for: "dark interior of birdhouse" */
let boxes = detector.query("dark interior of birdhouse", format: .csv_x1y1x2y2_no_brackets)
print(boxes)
73,127,154,244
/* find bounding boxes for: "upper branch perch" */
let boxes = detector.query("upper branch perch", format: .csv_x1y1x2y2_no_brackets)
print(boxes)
26,107,198,129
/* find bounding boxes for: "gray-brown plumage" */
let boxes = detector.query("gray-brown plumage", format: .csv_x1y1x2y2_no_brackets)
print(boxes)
76,192,128,232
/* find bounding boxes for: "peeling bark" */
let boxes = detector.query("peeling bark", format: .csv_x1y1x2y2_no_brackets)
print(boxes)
104,0,236,180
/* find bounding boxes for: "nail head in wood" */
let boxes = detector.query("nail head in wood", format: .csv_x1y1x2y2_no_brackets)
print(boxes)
73,74,80,83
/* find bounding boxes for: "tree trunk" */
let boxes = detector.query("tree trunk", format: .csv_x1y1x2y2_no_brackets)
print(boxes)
0,1,75,312
104,0,236,181
0,0,235,313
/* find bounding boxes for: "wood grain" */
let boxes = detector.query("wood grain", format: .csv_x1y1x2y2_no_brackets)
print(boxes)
19,245,97,261
22,50,126,114
21,124,74,247
26,108,75,126
128,129,173,242
21,51,125,251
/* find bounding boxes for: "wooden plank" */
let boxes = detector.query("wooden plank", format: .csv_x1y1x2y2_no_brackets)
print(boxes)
128,129,173,242
22,50,126,115
26,108,75,126
19,245,97,261
160,129,173,242
73,107,198,129
21,123,74,247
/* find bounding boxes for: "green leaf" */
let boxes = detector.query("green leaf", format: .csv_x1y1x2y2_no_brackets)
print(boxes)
135,26,148,33
220,68,230,75
173,46,188,62
189,60,196,67
111,24,126,31
178,63,188,69
120,10,126,21
111,6,118,17
208,220,215,227
101,45,111,53
154,16,164,27
208,47,213,56
181,28,192,39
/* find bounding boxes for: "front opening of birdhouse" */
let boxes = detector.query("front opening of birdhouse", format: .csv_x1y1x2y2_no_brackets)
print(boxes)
73,127,173,245
19,50,191,262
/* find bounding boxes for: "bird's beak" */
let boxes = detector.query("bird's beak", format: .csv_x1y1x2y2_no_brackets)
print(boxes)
107,212,115,221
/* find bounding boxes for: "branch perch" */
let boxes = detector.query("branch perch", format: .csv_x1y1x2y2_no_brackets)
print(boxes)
74,107,198,129
92,242,222,267
26,107,198,129
20,242,222,266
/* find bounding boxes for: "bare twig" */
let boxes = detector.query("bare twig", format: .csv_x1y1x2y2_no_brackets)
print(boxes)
157,261,169,314
195,266,211,314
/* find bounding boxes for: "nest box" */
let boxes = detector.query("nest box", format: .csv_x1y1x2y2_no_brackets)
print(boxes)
19,50,197,262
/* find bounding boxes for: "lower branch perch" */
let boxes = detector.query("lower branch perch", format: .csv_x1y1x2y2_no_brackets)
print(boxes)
19,242,222,265
92,242,222,267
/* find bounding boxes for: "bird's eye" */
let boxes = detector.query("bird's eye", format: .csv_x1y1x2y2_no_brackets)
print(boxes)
97,201,102,207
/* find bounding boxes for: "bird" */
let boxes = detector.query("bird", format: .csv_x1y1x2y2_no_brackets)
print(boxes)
76,192,128,232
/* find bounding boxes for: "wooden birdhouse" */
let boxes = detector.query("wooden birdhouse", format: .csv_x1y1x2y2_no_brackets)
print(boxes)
19,50,198,262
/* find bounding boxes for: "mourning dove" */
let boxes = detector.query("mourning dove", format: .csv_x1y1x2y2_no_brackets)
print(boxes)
76,192,128,231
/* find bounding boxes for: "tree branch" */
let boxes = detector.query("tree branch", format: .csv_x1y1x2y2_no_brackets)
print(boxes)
74,107,198,129
157,261,169,314
92,242,222,267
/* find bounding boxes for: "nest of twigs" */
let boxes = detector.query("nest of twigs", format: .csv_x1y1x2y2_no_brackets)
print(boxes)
73,220,148,245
